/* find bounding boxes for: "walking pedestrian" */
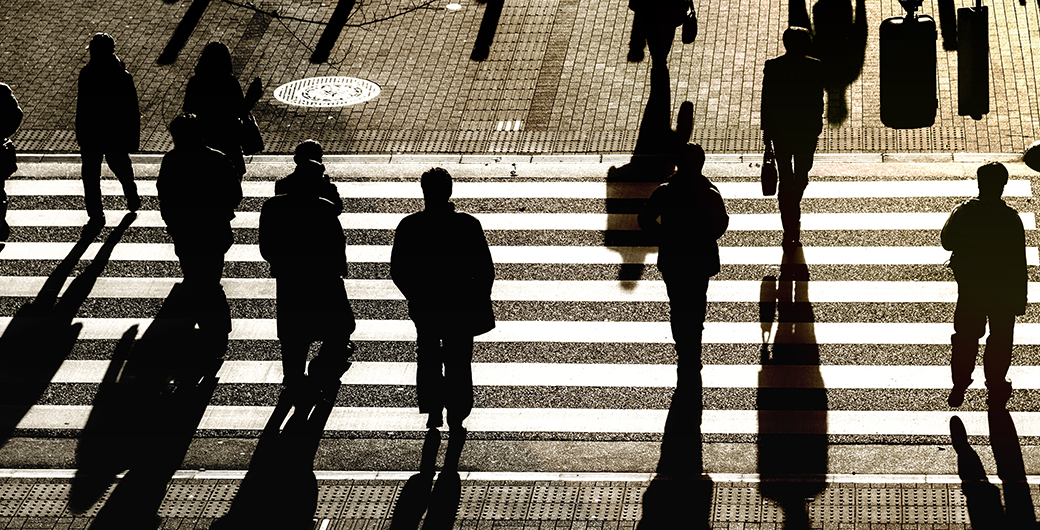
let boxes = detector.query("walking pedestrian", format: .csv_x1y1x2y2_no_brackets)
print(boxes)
274,140,343,212
628,0,687,65
261,158,355,403
157,114,243,357
183,41,263,177
942,162,1027,409
76,33,141,223
391,168,495,470
0,82,22,241
638,144,729,387
761,26,823,248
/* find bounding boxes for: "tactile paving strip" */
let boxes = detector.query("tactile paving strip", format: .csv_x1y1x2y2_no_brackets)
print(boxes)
342,484,398,519
0,483,33,517
165,483,214,502
156,500,206,518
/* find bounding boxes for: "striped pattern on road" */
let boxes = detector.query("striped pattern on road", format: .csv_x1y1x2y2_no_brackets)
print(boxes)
5,179,1033,199
5,243,1037,265
6,210,1038,231
31,360,1040,389
13,405,1038,436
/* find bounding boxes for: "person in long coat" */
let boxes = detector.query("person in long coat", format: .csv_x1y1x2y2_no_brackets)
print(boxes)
391,168,495,442
261,159,355,402
76,33,141,222
183,41,262,177
0,82,22,240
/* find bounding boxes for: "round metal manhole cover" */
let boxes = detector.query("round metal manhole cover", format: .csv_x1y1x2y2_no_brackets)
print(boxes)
273,76,380,107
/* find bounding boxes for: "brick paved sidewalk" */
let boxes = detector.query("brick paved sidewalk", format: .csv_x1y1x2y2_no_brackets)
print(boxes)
2,0,1040,155
4,470,1036,529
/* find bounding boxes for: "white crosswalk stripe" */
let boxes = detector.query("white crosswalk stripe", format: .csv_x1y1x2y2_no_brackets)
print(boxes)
0,171,1035,443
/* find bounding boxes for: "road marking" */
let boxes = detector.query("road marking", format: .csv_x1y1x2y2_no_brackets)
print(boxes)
5,243,1035,266
14,405,1040,436
9,210,1034,231
6,179,1032,199
34,360,1040,389
4,317,1037,344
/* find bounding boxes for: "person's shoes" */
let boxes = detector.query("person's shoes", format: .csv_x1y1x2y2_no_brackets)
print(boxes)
948,379,972,407
987,380,1012,409
443,426,468,472
126,193,141,213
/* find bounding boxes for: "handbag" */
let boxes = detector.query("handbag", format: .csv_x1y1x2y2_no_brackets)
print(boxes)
681,1,698,44
240,113,264,156
761,141,777,196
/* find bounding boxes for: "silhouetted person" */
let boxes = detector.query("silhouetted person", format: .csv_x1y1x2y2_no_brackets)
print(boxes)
942,162,1027,409
157,114,242,357
628,0,686,64
184,41,263,177
638,144,728,386
391,168,495,466
274,139,343,212
0,82,21,241
76,33,141,223
762,27,823,248
261,159,355,403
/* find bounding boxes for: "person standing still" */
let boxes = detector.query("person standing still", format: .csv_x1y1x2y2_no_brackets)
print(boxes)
0,83,22,241
761,27,823,248
942,162,1028,409
638,144,729,387
157,114,243,357
76,33,141,223
391,168,495,470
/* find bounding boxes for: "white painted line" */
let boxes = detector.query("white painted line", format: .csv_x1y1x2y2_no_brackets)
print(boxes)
6,179,1031,199
5,317,1040,344
15,405,1040,436
37,360,1040,390
5,243,1033,266
9,210,1034,231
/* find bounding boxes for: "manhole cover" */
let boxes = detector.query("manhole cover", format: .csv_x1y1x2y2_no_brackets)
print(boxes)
273,76,380,107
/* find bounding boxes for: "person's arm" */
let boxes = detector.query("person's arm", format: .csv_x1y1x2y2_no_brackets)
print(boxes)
637,186,666,241
704,185,729,241
940,205,963,251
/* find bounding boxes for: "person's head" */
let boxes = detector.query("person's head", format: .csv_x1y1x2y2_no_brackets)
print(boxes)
295,159,326,180
294,139,324,165
420,167,452,204
168,113,203,148
675,143,706,175
977,161,1009,199
88,33,115,60
196,41,233,76
782,27,812,56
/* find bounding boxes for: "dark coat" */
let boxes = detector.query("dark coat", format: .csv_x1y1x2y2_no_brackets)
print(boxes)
0,83,22,140
761,53,824,138
274,170,343,213
638,171,729,277
157,145,242,258
391,203,496,336
941,197,1028,315
184,73,246,175
76,55,140,152
260,193,355,341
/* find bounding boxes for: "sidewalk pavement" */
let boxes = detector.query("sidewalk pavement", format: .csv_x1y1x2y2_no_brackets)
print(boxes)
1,470,1028,529
2,0,1039,155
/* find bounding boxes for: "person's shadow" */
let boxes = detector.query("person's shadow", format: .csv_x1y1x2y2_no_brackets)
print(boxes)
758,246,827,529
68,282,226,528
0,214,134,449
605,64,693,285
951,410,1038,529
388,429,464,530
635,371,713,529
471,0,505,61
811,0,867,125
209,381,347,530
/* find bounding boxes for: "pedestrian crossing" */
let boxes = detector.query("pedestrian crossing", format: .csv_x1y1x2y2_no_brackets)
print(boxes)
0,164,1037,453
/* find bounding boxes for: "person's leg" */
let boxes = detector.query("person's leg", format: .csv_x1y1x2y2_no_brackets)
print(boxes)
663,270,708,387
443,334,475,430
785,137,816,244
182,255,231,358
81,151,104,219
774,139,800,245
105,151,139,212
628,11,648,62
949,294,986,406
415,325,446,428
280,339,309,388
984,312,1016,408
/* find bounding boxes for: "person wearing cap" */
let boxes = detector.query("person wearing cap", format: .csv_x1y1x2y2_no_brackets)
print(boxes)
157,114,242,357
0,83,22,241
942,162,1028,409
638,143,729,387
76,32,141,223
391,168,495,470
261,158,355,403
761,26,824,248
274,139,342,213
